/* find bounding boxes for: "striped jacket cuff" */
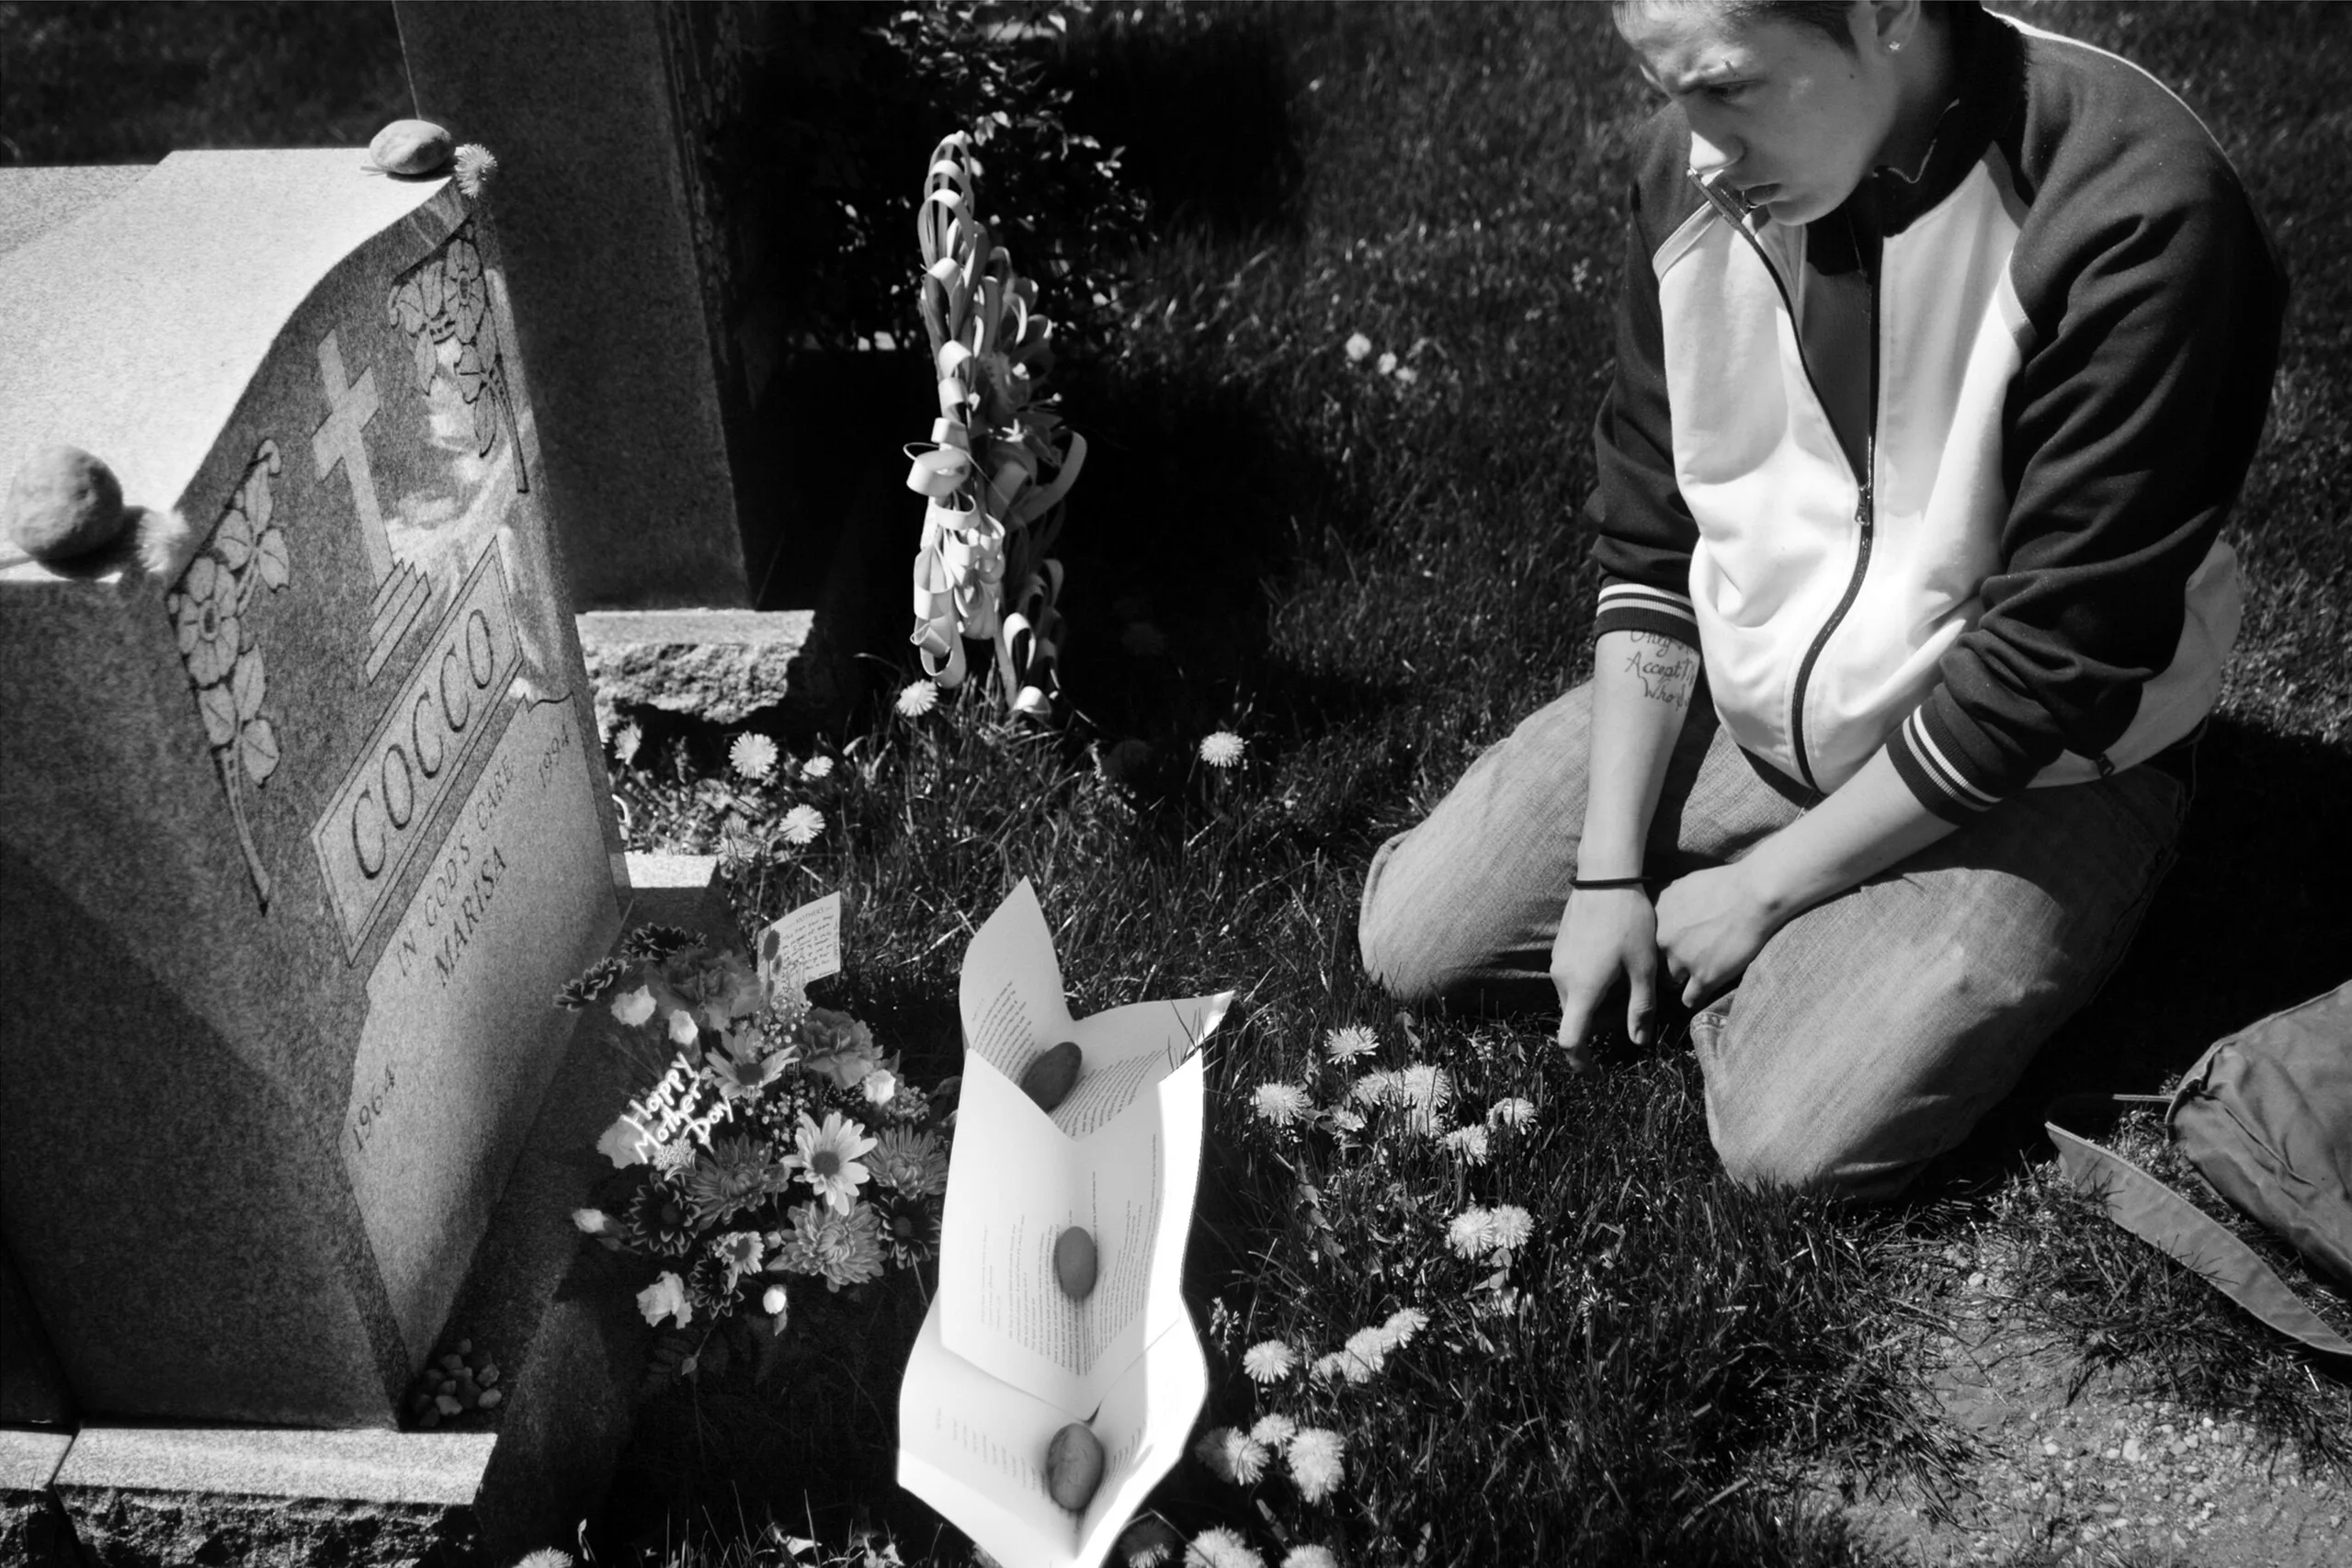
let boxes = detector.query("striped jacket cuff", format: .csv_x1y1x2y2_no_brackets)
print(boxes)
1594,580,1699,646
1890,699,2013,824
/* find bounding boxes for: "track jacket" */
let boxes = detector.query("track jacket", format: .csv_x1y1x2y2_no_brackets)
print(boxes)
1585,4,2287,821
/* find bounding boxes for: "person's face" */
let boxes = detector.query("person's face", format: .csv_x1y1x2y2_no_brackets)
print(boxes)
1616,2,1909,227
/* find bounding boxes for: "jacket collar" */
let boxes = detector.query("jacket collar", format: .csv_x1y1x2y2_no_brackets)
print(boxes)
1855,1,2021,237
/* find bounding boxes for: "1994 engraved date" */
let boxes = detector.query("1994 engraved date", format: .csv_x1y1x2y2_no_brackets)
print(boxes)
1622,631,1699,703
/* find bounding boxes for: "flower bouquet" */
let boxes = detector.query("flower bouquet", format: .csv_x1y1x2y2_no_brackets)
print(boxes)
559,904,954,1381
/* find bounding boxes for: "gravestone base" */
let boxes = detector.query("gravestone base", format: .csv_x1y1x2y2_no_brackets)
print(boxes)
28,857,733,1567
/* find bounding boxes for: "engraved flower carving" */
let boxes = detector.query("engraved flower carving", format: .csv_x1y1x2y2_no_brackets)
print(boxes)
172,553,243,690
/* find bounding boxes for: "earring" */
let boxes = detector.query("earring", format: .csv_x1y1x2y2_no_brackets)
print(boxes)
1889,40,1903,53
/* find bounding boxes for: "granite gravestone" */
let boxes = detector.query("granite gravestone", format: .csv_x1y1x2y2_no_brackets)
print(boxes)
0,150,627,1427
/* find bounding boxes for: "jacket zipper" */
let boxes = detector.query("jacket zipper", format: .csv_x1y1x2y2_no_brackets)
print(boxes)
1697,177,1880,792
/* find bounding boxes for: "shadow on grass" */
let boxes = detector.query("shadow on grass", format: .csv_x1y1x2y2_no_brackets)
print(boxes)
1053,3,1307,242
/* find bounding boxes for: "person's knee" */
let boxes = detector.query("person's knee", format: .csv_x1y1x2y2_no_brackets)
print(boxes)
1707,1093,1919,1204
1357,857,1450,1003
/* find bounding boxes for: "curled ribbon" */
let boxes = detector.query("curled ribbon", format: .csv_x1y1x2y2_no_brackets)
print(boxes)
902,131,1085,719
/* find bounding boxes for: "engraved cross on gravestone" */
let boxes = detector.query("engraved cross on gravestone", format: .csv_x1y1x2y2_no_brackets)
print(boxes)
313,327,430,679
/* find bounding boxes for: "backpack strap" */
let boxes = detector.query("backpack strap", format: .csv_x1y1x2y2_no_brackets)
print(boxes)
2045,1100,2352,1362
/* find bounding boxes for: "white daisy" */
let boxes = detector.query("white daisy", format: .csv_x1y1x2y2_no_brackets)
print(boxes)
1242,1340,1297,1384
778,803,825,846
1441,1123,1491,1164
791,1110,877,1213
1486,1096,1537,1129
1250,1082,1312,1128
1199,730,1246,767
1323,1024,1379,1063
728,733,778,782
1287,1428,1346,1504
801,755,835,780
896,678,938,718
1186,1528,1265,1568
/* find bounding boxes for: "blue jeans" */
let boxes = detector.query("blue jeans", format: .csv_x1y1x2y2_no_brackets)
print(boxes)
1358,682,2191,1201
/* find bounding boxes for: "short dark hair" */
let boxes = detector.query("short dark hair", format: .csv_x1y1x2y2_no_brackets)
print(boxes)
1721,2,1867,53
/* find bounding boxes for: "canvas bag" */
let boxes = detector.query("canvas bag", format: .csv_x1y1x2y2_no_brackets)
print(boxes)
2046,980,2352,1361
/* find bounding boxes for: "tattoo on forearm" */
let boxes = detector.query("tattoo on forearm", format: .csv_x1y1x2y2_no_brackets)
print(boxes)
1622,631,1699,705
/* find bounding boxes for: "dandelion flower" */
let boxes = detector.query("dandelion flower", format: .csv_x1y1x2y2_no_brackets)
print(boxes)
1340,1325,1390,1381
1282,1550,1338,1568
1323,1024,1378,1063
1381,1306,1428,1348
1376,350,1398,375
1226,1431,1271,1484
1288,1428,1346,1504
1393,366,1419,385
792,1110,877,1213
612,721,643,766
636,1271,691,1328
1487,1096,1537,1129
1344,332,1372,363
1250,1412,1299,1449
1447,1205,1498,1260
1488,1203,1534,1253
779,803,825,846
1191,1426,1242,1483
801,754,835,780
1324,1107,1366,1135
1350,1069,1399,1108
1441,1123,1491,1164
729,733,778,782
896,678,938,718
1251,1082,1312,1128
1186,1527,1265,1568
451,142,498,198
514,1551,572,1568
1242,1340,1297,1384
1396,1063,1453,1115
1199,730,1245,767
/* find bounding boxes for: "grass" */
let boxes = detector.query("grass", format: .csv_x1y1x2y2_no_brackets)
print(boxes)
13,3,2351,1565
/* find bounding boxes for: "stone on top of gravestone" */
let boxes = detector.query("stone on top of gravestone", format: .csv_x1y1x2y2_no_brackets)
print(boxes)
0,148,627,1428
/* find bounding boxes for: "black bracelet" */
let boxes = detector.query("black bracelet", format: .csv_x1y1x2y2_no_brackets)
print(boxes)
1569,875,1653,892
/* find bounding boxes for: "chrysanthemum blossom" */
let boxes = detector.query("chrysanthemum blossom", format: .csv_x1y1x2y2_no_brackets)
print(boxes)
1487,1096,1537,1129
779,803,825,846
636,1271,692,1328
1199,730,1245,767
801,754,835,780
1282,1548,1339,1568
1447,1205,1498,1260
1186,1527,1265,1568
1242,1340,1297,1384
1442,1123,1491,1164
1250,1412,1299,1449
1288,1428,1346,1504
896,678,938,718
1323,1024,1378,1063
793,1110,878,1212
729,733,778,782
1250,1082,1312,1128
1344,332,1373,364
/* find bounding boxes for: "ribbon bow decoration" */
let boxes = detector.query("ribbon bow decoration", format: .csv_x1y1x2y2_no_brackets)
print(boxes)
904,131,1086,717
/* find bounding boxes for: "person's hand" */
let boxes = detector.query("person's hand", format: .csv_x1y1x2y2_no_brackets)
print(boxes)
1551,887,1660,1070
1653,861,1782,1009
